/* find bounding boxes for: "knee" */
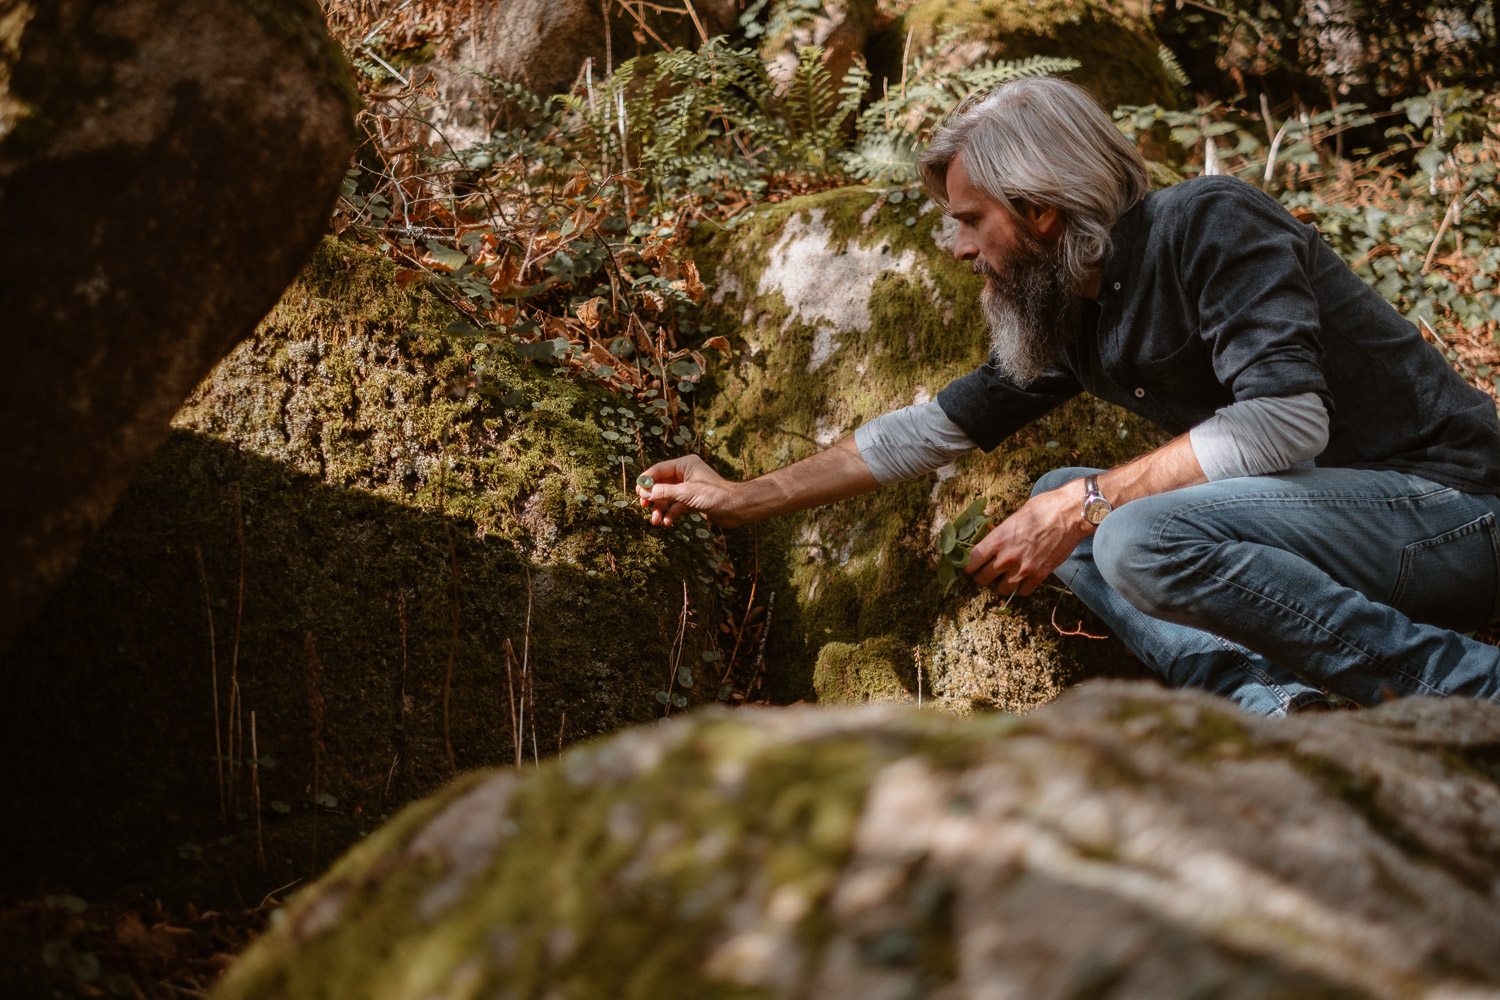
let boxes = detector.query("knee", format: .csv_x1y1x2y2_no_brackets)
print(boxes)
1092,503,1181,619
1031,466,1102,500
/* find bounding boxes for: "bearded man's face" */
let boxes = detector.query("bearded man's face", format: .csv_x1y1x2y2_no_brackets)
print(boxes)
974,229,1083,388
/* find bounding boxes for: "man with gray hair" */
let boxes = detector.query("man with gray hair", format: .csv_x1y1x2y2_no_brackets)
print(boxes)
639,76,1500,715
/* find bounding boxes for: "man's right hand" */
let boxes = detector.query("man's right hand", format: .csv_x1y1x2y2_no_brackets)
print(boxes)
637,454,746,528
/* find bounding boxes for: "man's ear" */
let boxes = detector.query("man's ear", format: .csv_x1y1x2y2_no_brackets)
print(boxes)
1018,202,1063,240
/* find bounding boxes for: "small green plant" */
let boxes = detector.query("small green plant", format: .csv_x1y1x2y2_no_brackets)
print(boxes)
936,498,992,595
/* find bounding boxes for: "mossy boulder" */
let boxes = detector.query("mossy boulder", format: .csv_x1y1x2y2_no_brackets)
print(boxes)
391,0,741,148
869,0,1177,111
0,0,357,652
215,682,1500,999
689,186,1164,712
0,239,727,903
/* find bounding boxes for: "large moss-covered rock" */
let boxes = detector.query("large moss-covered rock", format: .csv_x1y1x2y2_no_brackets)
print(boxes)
386,0,740,148
0,240,726,902
870,0,1177,111
215,683,1500,1000
690,187,1163,711
0,0,357,651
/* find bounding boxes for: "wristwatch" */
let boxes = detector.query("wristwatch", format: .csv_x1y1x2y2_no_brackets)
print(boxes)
1082,475,1112,525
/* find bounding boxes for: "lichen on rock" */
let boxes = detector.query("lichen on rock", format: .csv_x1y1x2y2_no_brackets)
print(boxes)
214,683,1500,1000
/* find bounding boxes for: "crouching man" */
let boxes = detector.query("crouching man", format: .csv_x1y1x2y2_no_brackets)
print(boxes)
638,76,1500,715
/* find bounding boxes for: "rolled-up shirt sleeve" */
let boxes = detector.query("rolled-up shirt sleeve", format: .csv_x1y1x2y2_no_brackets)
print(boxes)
855,401,979,486
1189,391,1329,480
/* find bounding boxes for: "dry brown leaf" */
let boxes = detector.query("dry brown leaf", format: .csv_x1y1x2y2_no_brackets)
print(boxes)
394,268,423,290
640,290,666,313
704,335,731,353
577,296,605,330
639,243,672,264
680,260,704,302
485,254,523,296
562,173,592,197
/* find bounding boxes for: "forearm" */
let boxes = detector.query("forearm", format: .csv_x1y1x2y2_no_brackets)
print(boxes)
728,436,881,524
1094,432,1206,510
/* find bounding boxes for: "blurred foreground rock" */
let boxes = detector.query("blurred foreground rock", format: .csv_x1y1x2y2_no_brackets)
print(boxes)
0,0,357,651
216,682,1500,1000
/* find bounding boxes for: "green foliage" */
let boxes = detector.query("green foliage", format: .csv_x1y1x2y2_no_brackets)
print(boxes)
935,498,992,595
1115,89,1500,362
1152,0,1500,102
841,51,1081,184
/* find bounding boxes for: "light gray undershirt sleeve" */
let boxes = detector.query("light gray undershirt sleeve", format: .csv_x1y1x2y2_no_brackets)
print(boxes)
1188,392,1330,481
854,401,979,486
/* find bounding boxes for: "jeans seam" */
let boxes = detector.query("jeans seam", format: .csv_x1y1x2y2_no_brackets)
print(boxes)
1151,506,1448,699
1208,634,1292,714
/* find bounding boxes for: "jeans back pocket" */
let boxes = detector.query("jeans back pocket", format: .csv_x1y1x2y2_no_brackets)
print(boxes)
1388,512,1500,633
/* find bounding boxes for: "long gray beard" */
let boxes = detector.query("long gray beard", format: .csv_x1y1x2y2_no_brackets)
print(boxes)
976,235,1084,388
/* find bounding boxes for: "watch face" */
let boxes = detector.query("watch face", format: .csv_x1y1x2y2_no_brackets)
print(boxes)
1084,498,1111,524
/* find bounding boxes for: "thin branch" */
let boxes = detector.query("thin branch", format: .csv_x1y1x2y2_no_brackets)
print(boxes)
443,522,460,776
1051,603,1109,640
194,546,225,823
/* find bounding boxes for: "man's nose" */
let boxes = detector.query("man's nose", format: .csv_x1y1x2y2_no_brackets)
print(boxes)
952,230,976,261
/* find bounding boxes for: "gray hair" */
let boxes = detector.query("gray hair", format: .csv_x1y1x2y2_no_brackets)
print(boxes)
918,76,1149,277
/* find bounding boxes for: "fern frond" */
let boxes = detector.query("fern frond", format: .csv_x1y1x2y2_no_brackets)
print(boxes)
1158,45,1191,91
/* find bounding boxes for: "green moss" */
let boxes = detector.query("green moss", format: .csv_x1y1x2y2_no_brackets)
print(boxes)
0,238,728,905
688,188,1160,711
217,712,905,1000
813,636,917,704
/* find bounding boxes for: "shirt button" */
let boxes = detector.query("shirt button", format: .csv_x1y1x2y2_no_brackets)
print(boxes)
1113,282,1122,291
1134,387,1146,398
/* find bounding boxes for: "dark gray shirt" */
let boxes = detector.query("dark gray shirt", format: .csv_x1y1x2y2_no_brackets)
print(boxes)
937,175,1500,494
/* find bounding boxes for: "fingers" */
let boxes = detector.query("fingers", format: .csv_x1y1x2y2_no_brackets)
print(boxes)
638,454,706,486
638,482,697,527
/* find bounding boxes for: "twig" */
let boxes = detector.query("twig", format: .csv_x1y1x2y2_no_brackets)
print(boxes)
915,648,924,707
1418,316,1482,386
1422,183,1464,273
663,581,690,715
258,878,303,910
443,522,460,776
503,638,521,768
1051,603,1109,640
521,566,534,765
558,710,567,756
616,0,674,51
194,546,225,823
305,632,326,873
230,484,246,811
751,590,775,696
361,45,411,87
397,589,408,758
680,0,709,47
250,711,265,871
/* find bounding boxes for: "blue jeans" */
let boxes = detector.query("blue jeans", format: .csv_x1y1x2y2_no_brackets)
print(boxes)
1034,467,1500,716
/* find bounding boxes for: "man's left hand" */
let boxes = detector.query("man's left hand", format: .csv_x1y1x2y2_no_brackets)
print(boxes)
963,482,1090,595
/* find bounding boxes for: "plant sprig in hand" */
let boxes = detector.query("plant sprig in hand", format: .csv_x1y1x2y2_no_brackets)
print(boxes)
936,497,992,595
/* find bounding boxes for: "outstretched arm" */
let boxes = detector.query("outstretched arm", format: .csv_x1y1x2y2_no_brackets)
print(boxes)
637,436,881,529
